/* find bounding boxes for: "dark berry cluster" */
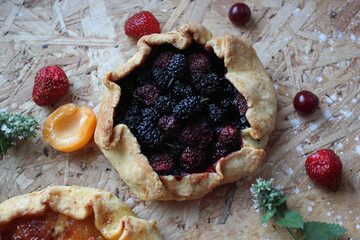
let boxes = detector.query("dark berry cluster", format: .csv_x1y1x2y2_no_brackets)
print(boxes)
113,43,250,176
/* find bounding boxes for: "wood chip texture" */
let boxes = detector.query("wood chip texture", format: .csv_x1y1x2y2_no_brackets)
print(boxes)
1,0,360,239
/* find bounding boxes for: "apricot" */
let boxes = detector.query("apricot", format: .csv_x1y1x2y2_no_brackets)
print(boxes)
43,104,96,152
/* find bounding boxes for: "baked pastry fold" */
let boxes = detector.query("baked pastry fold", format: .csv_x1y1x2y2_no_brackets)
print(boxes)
0,186,162,240
95,23,277,201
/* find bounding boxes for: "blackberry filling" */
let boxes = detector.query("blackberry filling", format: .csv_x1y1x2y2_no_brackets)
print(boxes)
114,43,250,176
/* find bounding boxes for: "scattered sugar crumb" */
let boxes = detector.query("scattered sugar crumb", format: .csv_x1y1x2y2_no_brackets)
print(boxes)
326,98,333,103
88,101,94,107
296,145,303,153
311,202,314,206
338,97,343,101
316,76,323,83
262,223,268,227
273,84,279,90
319,33,327,42
286,168,293,175
350,34,356,41
292,8,300,16
295,189,300,194
352,98,357,103
337,142,343,148
309,123,318,131
269,162,274,166
355,136,359,141
290,119,301,128
330,94,337,101
330,47,334,51
339,221,343,225
355,146,360,155
307,13,310,17
308,206,313,212
308,185,311,190
284,36,292,43
327,212,332,216
162,9,167,12
357,224,360,229
349,210,352,214
340,110,352,118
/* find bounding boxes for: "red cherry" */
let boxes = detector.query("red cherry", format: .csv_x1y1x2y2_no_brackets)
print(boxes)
293,91,319,116
228,3,251,25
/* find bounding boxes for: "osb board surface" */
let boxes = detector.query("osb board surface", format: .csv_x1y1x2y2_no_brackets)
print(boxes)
0,0,360,239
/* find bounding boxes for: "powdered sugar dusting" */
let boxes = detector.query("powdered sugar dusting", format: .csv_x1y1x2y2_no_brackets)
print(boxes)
356,146,360,155
309,123,318,131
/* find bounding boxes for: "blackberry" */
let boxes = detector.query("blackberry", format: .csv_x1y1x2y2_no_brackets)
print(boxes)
233,92,248,115
173,96,203,121
189,52,211,76
123,114,141,132
158,116,180,139
153,50,175,69
221,79,236,96
126,102,141,116
152,68,172,90
220,98,234,113
154,96,175,114
116,75,136,92
231,116,250,130
167,141,184,161
171,80,194,100
214,142,230,161
199,72,222,97
134,66,152,86
218,125,241,149
167,53,188,78
180,147,207,173
141,107,160,122
179,120,213,148
136,121,164,149
149,153,175,175
134,84,160,106
190,73,204,92
207,103,225,124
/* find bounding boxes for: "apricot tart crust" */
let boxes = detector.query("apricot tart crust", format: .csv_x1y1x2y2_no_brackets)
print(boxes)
94,23,277,201
0,186,162,240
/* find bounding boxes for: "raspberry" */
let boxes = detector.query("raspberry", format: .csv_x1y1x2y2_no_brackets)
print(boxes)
167,53,188,78
233,92,248,115
180,120,213,148
134,84,160,106
218,125,241,149
171,80,194,100
135,120,164,149
153,50,175,69
158,116,180,139
189,52,211,76
173,96,203,121
149,153,175,175
152,68,172,90
180,147,206,173
207,103,225,124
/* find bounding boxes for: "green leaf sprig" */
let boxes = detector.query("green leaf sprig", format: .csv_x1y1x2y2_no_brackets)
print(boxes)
0,111,39,154
251,178,346,240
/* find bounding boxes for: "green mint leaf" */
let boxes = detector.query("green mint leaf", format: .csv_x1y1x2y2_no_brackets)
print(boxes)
261,207,277,224
276,210,304,229
275,195,292,207
276,201,288,217
303,222,346,240
0,136,7,155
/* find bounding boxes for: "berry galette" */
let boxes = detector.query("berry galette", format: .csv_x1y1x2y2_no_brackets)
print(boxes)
95,24,277,201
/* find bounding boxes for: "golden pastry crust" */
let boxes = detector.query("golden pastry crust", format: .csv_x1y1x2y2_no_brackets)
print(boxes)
0,186,162,240
94,23,277,201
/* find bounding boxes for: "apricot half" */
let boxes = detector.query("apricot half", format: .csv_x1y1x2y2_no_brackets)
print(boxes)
43,104,96,152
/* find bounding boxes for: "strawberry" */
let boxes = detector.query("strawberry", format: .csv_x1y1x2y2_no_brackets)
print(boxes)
124,11,160,39
305,149,342,192
32,65,69,106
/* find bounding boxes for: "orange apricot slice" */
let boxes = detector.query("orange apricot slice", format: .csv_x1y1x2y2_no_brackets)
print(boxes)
43,104,96,152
